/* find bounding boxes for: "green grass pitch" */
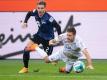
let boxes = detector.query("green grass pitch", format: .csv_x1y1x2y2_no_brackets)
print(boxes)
0,60,107,80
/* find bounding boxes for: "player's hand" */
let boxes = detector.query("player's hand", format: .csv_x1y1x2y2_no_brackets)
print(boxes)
49,39,56,45
86,65,94,69
49,40,54,45
21,22,28,29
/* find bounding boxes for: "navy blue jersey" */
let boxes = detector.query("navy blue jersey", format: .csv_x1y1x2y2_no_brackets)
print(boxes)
24,9,61,40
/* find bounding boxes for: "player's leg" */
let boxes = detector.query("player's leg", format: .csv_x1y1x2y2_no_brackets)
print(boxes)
28,36,49,58
23,41,48,67
42,39,59,65
23,34,48,65
59,63,74,73
19,34,40,73
23,41,39,67
44,49,62,63
47,46,59,65
19,40,39,73
42,40,53,56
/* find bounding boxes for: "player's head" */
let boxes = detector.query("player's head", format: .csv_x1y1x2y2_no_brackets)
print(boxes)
37,1,46,16
66,27,76,42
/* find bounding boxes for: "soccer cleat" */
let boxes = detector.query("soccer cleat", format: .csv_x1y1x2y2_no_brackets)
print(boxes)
59,67,66,73
59,67,70,73
18,67,28,73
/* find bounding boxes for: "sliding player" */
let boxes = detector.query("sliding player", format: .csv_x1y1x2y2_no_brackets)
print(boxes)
43,27,94,73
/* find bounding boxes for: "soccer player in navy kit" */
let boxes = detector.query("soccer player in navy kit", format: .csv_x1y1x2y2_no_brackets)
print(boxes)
19,1,61,73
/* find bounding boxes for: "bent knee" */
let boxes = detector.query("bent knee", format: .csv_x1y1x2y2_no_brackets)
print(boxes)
25,44,38,51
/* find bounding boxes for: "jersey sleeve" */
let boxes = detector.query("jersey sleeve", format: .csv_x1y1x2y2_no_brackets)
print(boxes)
54,33,66,42
24,9,37,23
49,17,61,35
79,42,86,51
77,38,87,51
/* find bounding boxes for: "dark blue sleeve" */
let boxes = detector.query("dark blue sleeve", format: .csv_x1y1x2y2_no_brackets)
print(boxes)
48,15,61,35
52,20,62,35
24,10,37,23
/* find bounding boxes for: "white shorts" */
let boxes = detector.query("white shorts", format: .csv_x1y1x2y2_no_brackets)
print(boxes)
48,49,78,72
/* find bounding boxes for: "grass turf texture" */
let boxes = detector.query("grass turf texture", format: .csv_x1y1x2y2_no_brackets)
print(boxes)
0,60,107,80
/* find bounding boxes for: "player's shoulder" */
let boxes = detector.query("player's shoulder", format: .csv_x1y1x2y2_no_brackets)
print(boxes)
27,9,38,16
29,9,37,15
45,12,52,17
75,35,83,43
44,12,55,22
32,9,37,13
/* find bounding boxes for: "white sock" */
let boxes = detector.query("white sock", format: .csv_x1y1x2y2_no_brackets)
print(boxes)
35,47,48,58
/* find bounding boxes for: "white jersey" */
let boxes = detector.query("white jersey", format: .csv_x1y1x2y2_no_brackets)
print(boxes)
55,33,86,59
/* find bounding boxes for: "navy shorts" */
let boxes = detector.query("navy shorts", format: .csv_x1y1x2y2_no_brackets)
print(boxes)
30,34,53,55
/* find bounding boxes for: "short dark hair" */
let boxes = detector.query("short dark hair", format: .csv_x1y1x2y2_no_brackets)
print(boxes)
67,27,76,35
37,1,46,7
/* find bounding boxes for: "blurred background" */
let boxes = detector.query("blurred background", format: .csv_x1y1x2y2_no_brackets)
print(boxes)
0,0,107,59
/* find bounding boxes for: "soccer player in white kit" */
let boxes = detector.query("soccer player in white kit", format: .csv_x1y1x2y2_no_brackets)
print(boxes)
44,27,94,73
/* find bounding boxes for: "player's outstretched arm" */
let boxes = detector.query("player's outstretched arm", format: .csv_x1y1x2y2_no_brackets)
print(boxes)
49,39,59,45
53,20,62,35
21,11,34,28
82,49,94,69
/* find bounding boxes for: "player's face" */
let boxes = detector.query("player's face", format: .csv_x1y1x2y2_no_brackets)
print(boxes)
67,32,75,42
37,4,45,16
